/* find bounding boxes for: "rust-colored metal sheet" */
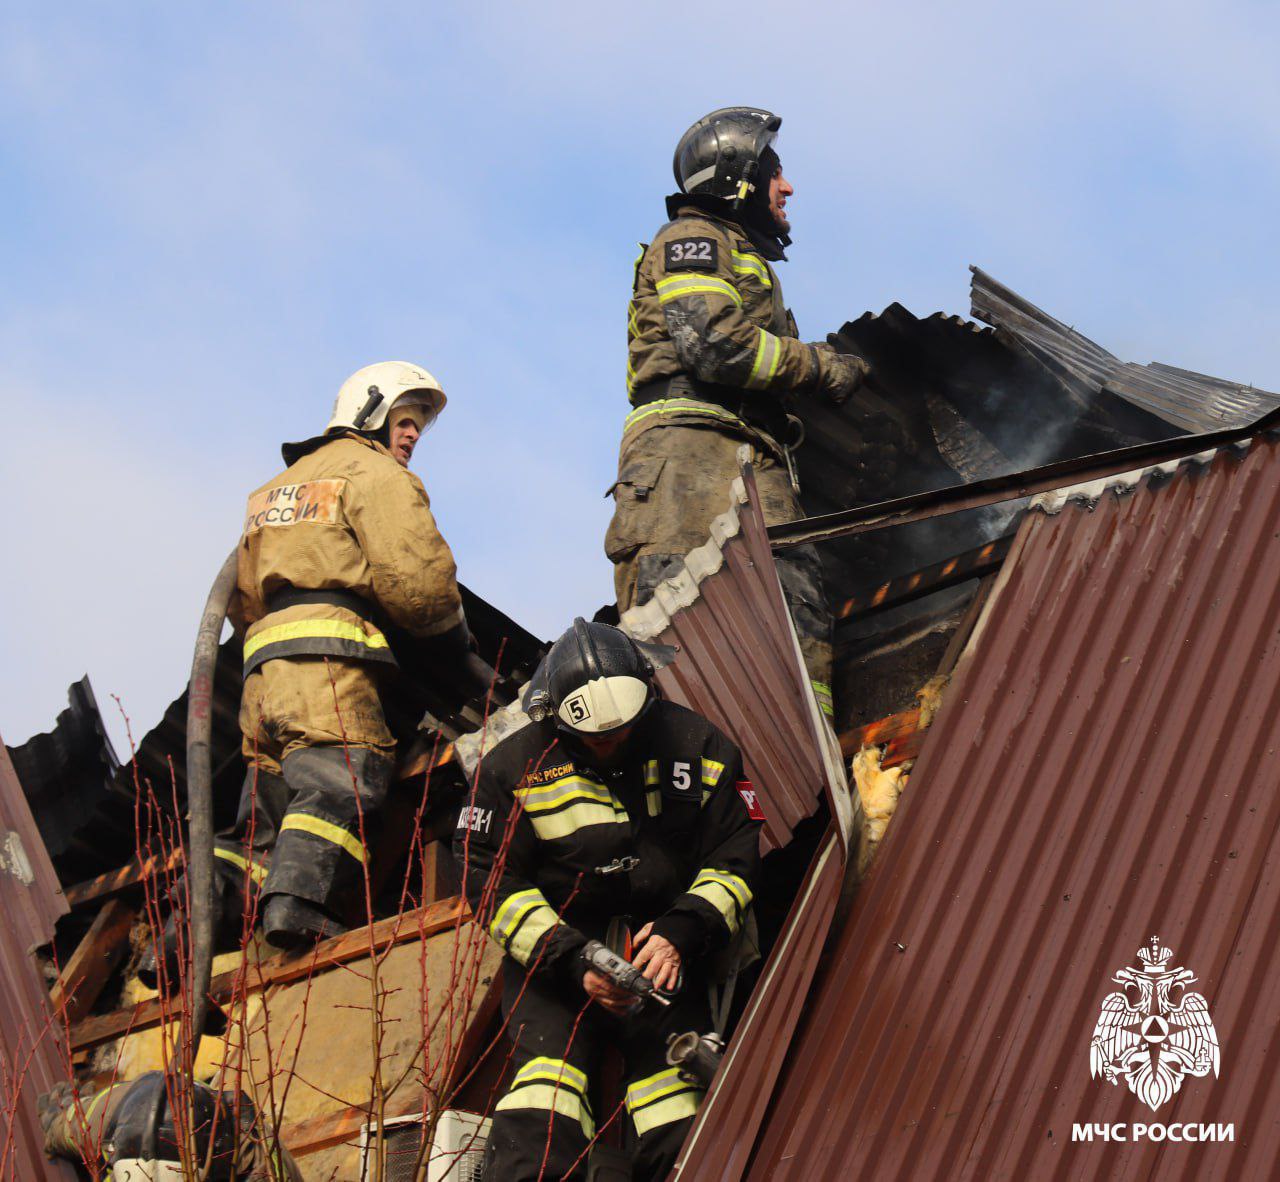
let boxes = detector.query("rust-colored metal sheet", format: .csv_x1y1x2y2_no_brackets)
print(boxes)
747,435,1280,1180
622,453,855,853
615,457,858,1180
0,737,79,1180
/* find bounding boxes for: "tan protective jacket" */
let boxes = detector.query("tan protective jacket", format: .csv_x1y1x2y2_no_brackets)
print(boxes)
234,432,463,674
623,204,849,448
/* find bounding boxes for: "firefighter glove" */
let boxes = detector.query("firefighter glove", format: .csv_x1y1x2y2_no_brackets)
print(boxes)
810,344,869,405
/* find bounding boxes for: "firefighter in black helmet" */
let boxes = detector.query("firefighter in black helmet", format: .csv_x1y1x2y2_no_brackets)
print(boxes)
606,106,870,722
453,620,762,1181
38,1071,302,1179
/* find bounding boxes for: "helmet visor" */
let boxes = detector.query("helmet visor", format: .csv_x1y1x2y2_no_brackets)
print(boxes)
556,674,651,735
387,390,442,435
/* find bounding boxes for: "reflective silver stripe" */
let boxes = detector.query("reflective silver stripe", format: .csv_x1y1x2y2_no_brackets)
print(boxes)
682,164,717,191
511,1056,588,1095
731,249,771,286
516,775,613,813
655,274,742,307
689,868,752,934
623,398,749,435
496,1074,596,1138
626,1068,703,1137
746,328,782,389
645,759,662,816
489,888,562,965
515,774,628,840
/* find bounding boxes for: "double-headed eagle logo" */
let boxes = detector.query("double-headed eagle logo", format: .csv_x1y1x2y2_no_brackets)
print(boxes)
1090,937,1220,1111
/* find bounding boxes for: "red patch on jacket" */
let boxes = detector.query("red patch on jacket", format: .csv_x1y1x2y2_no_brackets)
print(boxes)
736,780,765,821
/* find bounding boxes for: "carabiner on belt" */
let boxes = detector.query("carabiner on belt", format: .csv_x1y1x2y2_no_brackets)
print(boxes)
782,413,806,495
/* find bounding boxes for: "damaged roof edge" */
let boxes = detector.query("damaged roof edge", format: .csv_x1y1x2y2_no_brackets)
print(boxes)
458,450,857,854
0,738,80,1180
970,265,1280,433
769,407,1280,550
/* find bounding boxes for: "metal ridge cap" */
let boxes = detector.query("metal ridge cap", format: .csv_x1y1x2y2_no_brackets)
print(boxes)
1029,443,1242,515
620,475,747,644
769,406,1280,550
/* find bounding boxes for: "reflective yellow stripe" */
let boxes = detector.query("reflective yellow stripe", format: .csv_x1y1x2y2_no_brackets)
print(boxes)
646,789,662,817
80,1082,125,1128
700,758,725,787
655,274,742,307
644,760,660,786
626,1068,703,1136
490,888,562,965
811,679,834,718
515,774,629,839
527,800,628,842
731,250,771,287
623,398,748,434
513,1057,589,1094
747,328,782,389
630,1088,702,1136
694,868,752,911
279,813,366,863
215,846,268,884
689,868,752,933
243,619,390,662
496,1083,595,1138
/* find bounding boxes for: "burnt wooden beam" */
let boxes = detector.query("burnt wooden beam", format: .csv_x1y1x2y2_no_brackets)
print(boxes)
833,536,1012,624
839,708,924,764
64,850,184,910
49,898,137,1026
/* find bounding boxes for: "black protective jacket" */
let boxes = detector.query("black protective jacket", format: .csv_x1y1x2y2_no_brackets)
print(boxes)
453,701,762,978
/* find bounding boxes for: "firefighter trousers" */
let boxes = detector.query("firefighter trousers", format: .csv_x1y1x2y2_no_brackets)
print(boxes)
606,423,834,718
219,656,396,923
483,957,711,1182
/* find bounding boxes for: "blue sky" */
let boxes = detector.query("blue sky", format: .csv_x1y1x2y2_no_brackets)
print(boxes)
3,1,1279,752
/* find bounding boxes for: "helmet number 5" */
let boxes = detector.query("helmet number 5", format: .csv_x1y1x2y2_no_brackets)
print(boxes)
672,762,692,793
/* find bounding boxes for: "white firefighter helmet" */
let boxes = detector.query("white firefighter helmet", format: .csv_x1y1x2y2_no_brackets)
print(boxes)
326,361,447,435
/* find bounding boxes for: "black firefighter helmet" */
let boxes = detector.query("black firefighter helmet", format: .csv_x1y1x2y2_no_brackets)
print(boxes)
672,106,782,209
105,1071,243,1179
524,620,675,740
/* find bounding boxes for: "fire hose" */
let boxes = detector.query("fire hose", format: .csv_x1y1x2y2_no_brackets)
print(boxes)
185,548,238,1049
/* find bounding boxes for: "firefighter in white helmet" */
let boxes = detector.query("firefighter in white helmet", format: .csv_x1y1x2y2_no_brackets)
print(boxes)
142,362,489,979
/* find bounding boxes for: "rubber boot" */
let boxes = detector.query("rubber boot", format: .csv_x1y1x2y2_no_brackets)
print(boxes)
262,893,348,950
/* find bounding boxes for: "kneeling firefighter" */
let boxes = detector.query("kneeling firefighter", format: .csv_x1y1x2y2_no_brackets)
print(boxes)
39,1071,302,1179
453,620,762,1182
143,361,493,983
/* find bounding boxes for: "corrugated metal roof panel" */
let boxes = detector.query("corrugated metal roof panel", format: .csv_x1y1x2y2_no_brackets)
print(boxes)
622,451,855,853
971,265,1280,433
746,432,1280,1180
0,738,79,1180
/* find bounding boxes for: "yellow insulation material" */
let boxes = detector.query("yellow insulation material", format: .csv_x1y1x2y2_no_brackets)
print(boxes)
916,674,949,729
852,745,906,880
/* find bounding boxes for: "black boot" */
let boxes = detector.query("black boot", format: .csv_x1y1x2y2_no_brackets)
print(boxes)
262,894,348,950
135,913,184,992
